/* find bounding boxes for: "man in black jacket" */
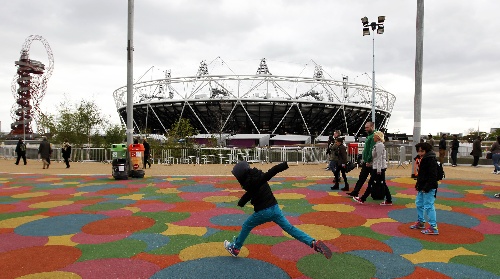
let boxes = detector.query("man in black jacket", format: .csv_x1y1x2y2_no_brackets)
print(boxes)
409,142,439,235
224,161,332,259
15,139,27,165
450,135,459,167
438,134,447,164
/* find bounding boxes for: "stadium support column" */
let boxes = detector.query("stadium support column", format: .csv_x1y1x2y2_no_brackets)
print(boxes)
412,0,424,175
126,0,135,146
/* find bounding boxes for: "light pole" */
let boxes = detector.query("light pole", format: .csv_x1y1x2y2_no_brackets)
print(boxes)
361,16,385,128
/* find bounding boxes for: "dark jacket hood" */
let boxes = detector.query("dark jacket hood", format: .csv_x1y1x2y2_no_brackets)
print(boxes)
232,161,250,182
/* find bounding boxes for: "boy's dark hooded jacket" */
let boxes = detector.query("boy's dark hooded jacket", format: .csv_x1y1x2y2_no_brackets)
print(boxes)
416,151,438,192
232,161,288,212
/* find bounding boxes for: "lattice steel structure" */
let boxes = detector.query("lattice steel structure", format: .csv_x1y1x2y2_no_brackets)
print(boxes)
113,58,396,137
10,35,54,135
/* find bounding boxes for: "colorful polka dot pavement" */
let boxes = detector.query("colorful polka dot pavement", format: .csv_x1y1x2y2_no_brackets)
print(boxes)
0,173,499,279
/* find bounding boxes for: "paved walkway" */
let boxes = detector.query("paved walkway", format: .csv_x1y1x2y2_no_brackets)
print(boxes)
0,167,499,278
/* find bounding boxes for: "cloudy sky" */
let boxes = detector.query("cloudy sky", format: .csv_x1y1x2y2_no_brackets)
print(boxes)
1,0,498,136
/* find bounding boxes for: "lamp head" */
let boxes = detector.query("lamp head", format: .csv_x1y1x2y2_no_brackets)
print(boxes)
363,27,370,36
377,25,384,34
361,16,369,26
378,16,385,23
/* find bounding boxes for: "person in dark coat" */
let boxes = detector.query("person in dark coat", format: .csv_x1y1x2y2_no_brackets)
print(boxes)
38,137,52,169
471,136,482,167
223,161,332,259
332,137,349,191
61,139,72,168
143,138,151,168
15,139,27,165
438,134,447,164
410,142,439,235
450,135,459,167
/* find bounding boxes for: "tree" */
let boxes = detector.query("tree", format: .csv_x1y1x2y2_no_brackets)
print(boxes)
40,98,106,147
167,118,198,147
104,124,126,147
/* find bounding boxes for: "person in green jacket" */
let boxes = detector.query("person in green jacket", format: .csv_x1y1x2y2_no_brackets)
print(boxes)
347,121,376,197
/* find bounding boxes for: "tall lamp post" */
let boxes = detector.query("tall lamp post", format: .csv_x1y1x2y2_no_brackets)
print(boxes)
361,16,385,128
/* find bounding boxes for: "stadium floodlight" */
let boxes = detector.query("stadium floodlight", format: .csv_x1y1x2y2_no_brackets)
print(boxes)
361,16,386,127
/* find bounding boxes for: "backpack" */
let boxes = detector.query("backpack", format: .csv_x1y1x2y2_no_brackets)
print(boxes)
436,160,445,181
20,143,26,152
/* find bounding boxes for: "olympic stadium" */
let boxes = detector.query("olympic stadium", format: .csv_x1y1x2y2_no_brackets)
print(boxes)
112,58,396,137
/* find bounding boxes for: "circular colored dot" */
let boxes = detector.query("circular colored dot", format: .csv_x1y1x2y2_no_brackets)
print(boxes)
82,216,155,235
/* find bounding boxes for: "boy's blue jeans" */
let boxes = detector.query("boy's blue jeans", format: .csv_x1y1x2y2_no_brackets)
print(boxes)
415,189,437,228
234,204,314,249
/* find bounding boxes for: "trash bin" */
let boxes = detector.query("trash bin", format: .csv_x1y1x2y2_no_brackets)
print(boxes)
111,144,127,160
112,158,128,180
128,143,145,178
348,143,359,155
111,144,128,180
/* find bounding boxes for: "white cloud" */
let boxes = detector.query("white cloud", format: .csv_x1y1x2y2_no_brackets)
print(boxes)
1,0,499,135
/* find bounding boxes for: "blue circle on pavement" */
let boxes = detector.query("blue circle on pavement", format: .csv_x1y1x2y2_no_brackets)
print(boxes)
210,214,248,226
387,208,480,228
151,257,290,279
15,214,107,236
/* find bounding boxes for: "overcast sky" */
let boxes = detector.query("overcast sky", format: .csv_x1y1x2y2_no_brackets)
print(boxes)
1,0,498,136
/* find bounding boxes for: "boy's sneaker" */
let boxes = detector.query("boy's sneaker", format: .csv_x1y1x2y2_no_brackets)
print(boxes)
421,226,439,235
224,240,240,257
312,240,332,259
352,197,364,204
380,200,393,205
409,221,425,229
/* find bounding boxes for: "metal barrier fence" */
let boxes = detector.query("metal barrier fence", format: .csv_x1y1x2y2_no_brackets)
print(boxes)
0,142,491,165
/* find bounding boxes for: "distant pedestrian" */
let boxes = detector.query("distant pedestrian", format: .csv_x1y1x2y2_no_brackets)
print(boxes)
347,122,376,197
38,137,52,169
428,134,435,151
450,135,459,167
325,130,340,172
224,161,332,259
438,134,447,164
328,133,340,184
62,139,72,168
410,142,439,235
331,137,349,191
489,136,500,174
143,138,151,169
15,139,27,165
353,131,392,205
471,136,482,167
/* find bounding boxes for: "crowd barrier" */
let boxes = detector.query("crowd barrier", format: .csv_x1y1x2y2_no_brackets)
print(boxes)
0,142,492,165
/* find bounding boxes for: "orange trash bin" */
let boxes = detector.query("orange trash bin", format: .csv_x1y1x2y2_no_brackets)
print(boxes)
128,143,145,178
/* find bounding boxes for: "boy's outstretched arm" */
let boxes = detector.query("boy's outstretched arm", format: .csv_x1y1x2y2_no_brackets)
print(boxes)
238,192,251,207
262,162,289,182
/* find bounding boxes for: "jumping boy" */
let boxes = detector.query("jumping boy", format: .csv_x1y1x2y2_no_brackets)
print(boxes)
224,161,332,259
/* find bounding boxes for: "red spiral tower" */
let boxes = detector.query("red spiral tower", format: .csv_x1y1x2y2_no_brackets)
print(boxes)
10,35,54,136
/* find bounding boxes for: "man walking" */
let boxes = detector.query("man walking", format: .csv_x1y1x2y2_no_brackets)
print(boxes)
347,122,376,197
38,137,52,169
450,135,459,167
143,138,151,169
471,136,482,167
62,139,72,168
15,139,27,165
438,134,447,164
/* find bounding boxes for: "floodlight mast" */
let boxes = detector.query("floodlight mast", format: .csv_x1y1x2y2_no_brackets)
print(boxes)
361,16,385,128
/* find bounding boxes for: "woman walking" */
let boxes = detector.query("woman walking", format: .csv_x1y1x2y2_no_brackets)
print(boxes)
353,131,392,205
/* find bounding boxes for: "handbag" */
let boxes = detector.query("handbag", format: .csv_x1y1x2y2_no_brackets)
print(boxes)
486,152,492,159
345,161,356,173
